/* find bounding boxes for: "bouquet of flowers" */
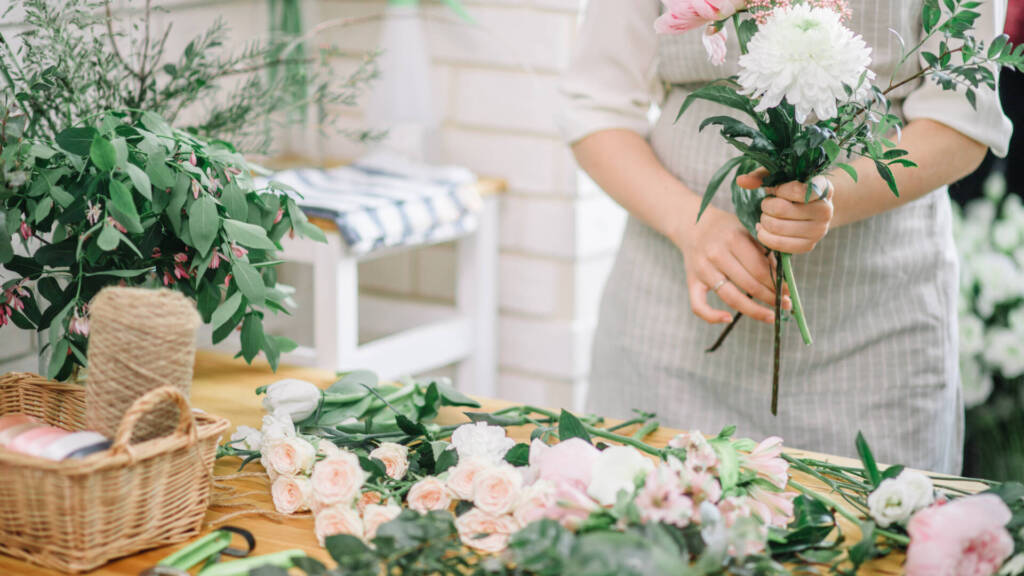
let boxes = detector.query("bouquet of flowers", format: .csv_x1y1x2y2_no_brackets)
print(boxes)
218,371,1024,576
953,176,1024,481
655,0,1024,414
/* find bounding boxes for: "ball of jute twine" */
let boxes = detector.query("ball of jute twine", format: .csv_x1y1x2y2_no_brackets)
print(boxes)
86,287,200,442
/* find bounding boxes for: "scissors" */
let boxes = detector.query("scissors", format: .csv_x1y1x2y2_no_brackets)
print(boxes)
138,527,302,576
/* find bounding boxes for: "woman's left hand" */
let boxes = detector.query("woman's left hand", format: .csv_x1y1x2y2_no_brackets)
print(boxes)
736,169,835,254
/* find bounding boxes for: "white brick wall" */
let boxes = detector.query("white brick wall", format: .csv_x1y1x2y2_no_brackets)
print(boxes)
302,0,623,410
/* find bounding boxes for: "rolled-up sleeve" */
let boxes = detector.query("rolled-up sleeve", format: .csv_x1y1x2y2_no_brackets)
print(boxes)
557,0,662,144
902,0,1014,156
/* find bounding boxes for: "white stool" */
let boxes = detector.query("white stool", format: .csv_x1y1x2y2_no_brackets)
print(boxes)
276,187,500,397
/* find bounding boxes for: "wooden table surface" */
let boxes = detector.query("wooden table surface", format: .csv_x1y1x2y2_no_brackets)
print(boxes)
0,352,984,575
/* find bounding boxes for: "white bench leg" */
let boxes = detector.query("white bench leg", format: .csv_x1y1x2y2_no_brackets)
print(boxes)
310,233,358,372
455,196,499,397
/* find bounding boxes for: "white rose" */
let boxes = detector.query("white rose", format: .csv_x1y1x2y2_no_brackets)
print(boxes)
454,509,519,554
262,379,322,422
448,422,515,464
263,436,317,477
867,477,916,528
445,457,491,501
230,425,262,452
472,464,523,516
261,409,297,444
985,328,1024,379
271,475,312,514
960,353,995,409
369,442,410,480
514,479,555,526
958,315,986,357
993,221,1021,252
586,446,655,506
896,470,934,511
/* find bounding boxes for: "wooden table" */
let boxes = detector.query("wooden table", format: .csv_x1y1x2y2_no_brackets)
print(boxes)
0,352,983,575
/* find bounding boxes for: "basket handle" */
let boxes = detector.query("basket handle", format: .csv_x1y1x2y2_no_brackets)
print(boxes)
111,386,197,456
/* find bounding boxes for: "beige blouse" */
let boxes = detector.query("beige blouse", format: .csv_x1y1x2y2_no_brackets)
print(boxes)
559,0,1013,157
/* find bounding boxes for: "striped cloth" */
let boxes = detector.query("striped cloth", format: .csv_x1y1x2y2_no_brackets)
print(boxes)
267,155,482,256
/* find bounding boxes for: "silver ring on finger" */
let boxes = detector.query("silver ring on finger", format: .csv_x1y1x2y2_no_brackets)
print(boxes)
711,278,729,294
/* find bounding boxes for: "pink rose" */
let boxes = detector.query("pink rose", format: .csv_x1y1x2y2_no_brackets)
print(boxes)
369,442,410,480
702,25,729,66
271,475,312,514
742,436,789,489
514,480,556,527
446,457,490,501
311,451,367,508
654,0,747,34
906,494,1014,576
408,476,453,513
264,436,317,477
362,503,402,540
454,508,520,554
473,464,523,515
357,491,383,515
314,505,363,546
528,438,599,492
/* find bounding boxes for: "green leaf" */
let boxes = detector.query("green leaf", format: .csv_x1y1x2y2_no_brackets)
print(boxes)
856,431,882,488
55,127,99,156
232,260,265,306
33,196,53,223
108,179,143,233
89,134,117,172
504,443,530,466
240,312,264,363
111,137,129,169
223,219,277,250
699,156,745,221
96,223,121,251
125,164,152,201
874,160,899,197
212,290,243,330
732,179,765,239
558,410,592,444
835,162,859,183
49,186,74,208
140,111,172,137
145,155,176,190
48,338,70,379
220,182,250,221
711,438,739,491
188,195,220,256
435,380,480,407
676,82,756,124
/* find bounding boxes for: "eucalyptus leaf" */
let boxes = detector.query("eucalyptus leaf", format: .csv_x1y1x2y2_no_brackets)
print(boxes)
55,127,98,156
232,260,265,306
89,134,117,172
223,218,277,250
108,179,143,233
187,195,220,256
125,163,152,201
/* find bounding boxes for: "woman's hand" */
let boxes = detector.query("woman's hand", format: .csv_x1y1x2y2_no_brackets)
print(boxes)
736,170,835,254
672,205,791,325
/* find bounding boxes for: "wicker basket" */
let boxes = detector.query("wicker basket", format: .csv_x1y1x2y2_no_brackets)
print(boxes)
0,372,229,573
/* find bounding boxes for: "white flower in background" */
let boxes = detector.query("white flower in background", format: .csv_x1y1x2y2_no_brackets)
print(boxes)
448,422,515,464
262,379,322,422
960,353,995,409
586,446,655,506
971,252,1022,317
866,470,933,528
993,220,1022,252
1001,552,1024,576
984,328,1024,379
959,315,986,357
261,409,297,444
369,442,410,480
513,479,556,527
737,4,873,123
230,425,263,451
264,436,317,477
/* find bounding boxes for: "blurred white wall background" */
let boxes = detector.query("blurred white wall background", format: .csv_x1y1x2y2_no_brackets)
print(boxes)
0,0,628,412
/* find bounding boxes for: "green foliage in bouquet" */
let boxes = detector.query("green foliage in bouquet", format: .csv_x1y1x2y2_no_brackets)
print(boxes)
0,0,376,378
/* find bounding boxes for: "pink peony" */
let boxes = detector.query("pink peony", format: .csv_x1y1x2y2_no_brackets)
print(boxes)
905,494,1014,576
528,438,600,492
542,479,600,530
654,0,747,34
454,509,519,554
408,476,453,513
742,436,789,489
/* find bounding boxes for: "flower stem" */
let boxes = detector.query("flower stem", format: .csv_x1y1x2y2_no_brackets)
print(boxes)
781,253,812,346
512,406,664,457
772,252,783,416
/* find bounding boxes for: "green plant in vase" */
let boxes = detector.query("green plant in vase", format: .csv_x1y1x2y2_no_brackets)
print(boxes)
0,0,376,379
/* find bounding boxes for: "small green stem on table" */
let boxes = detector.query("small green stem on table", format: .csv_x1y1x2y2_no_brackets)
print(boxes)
789,480,911,546
511,406,664,457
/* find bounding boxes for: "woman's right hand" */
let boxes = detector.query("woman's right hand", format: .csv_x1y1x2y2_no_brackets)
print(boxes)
671,205,790,325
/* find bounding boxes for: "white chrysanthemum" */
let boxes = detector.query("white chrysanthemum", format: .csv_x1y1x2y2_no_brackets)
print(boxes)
737,4,873,123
